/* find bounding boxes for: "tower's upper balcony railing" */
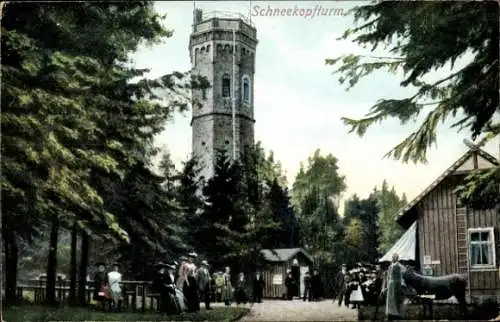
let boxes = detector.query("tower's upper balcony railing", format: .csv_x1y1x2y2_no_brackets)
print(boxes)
200,10,255,27
192,10,257,39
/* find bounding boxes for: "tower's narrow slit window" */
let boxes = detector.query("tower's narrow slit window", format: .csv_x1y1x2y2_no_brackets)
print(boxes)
202,88,207,100
242,77,250,103
222,74,231,98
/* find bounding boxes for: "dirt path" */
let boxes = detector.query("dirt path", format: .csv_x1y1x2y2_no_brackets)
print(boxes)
238,299,358,321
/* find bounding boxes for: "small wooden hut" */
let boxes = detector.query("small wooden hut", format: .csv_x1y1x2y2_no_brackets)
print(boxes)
259,248,313,299
381,146,499,303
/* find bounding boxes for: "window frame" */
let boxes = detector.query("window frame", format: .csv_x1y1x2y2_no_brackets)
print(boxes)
467,227,496,271
222,74,231,98
241,75,251,104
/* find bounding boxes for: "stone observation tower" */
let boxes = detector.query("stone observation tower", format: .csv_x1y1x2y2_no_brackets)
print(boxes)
189,9,258,181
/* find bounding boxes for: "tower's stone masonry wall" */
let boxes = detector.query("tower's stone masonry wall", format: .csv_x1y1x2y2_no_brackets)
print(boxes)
191,116,214,180
190,13,257,179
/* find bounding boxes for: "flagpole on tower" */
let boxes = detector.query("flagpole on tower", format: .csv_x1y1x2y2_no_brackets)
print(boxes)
192,0,196,32
231,28,237,161
249,0,252,24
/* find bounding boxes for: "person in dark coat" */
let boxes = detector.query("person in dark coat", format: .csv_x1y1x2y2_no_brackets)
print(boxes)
310,269,322,301
196,260,212,310
335,264,348,307
302,271,312,302
235,272,248,305
284,271,295,300
151,262,178,315
252,271,265,303
373,265,384,301
291,259,300,297
93,262,110,310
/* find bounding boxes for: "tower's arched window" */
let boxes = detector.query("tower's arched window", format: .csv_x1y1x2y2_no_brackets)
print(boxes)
222,74,231,98
242,75,251,103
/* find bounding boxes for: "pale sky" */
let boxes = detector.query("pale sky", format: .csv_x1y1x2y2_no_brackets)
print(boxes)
132,1,499,206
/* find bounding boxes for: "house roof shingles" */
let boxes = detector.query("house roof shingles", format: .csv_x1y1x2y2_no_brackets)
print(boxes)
260,248,313,263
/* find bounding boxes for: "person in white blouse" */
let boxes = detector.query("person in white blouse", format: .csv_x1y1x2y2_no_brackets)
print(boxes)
107,263,123,312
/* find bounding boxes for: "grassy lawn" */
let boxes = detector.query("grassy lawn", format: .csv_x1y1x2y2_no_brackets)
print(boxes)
4,305,250,322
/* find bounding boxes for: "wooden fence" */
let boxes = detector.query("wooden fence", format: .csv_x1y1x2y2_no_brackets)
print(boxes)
16,279,226,312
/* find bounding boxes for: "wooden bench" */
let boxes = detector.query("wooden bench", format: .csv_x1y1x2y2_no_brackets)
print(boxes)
146,293,161,312
123,290,137,310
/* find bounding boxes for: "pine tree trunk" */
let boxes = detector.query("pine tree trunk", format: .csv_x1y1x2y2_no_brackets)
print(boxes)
77,231,89,306
68,223,78,304
45,216,60,306
3,229,19,306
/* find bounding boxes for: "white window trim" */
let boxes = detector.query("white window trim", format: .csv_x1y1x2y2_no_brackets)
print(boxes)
467,227,496,271
241,75,251,104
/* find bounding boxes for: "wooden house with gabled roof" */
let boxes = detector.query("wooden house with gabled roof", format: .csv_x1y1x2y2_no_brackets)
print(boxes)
381,145,499,303
259,248,313,299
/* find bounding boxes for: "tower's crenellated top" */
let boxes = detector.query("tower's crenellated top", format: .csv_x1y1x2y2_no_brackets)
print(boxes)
190,10,257,48
193,9,256,31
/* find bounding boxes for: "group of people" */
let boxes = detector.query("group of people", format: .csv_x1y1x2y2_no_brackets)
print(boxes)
333,262,386,309
93,262,124,311
332,254,413,320
151,252,216,314
91,252,267,315
297,269,324,301
335,263,384,309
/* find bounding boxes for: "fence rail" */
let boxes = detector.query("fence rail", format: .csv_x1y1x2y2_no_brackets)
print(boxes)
16,279,157,311
16,279,226,312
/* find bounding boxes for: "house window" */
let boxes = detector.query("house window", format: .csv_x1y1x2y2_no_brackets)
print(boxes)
241,76,251,103
468,227,496,269
222,74,230,98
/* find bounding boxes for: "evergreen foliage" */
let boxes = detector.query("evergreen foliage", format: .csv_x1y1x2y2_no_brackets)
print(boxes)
327,1,499,208
373,180,408,254
291,150,346,264
1,1,198,304
343,194,379,264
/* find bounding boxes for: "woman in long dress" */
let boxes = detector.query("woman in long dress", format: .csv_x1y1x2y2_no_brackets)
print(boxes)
174,287,187,312
221,266,233,306
107,263,123,312
183,264,200,312
348,280,364,308
93,262,110,310
171,261,187,312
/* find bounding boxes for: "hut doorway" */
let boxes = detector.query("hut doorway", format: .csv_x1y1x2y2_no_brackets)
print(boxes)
300,266,309,297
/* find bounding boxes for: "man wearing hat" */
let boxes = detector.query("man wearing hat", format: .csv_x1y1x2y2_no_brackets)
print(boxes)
284,270,295,300
335,264,349,307
311,269,323,301
302,271,312,302
197,260,212,310
252,270,265,303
